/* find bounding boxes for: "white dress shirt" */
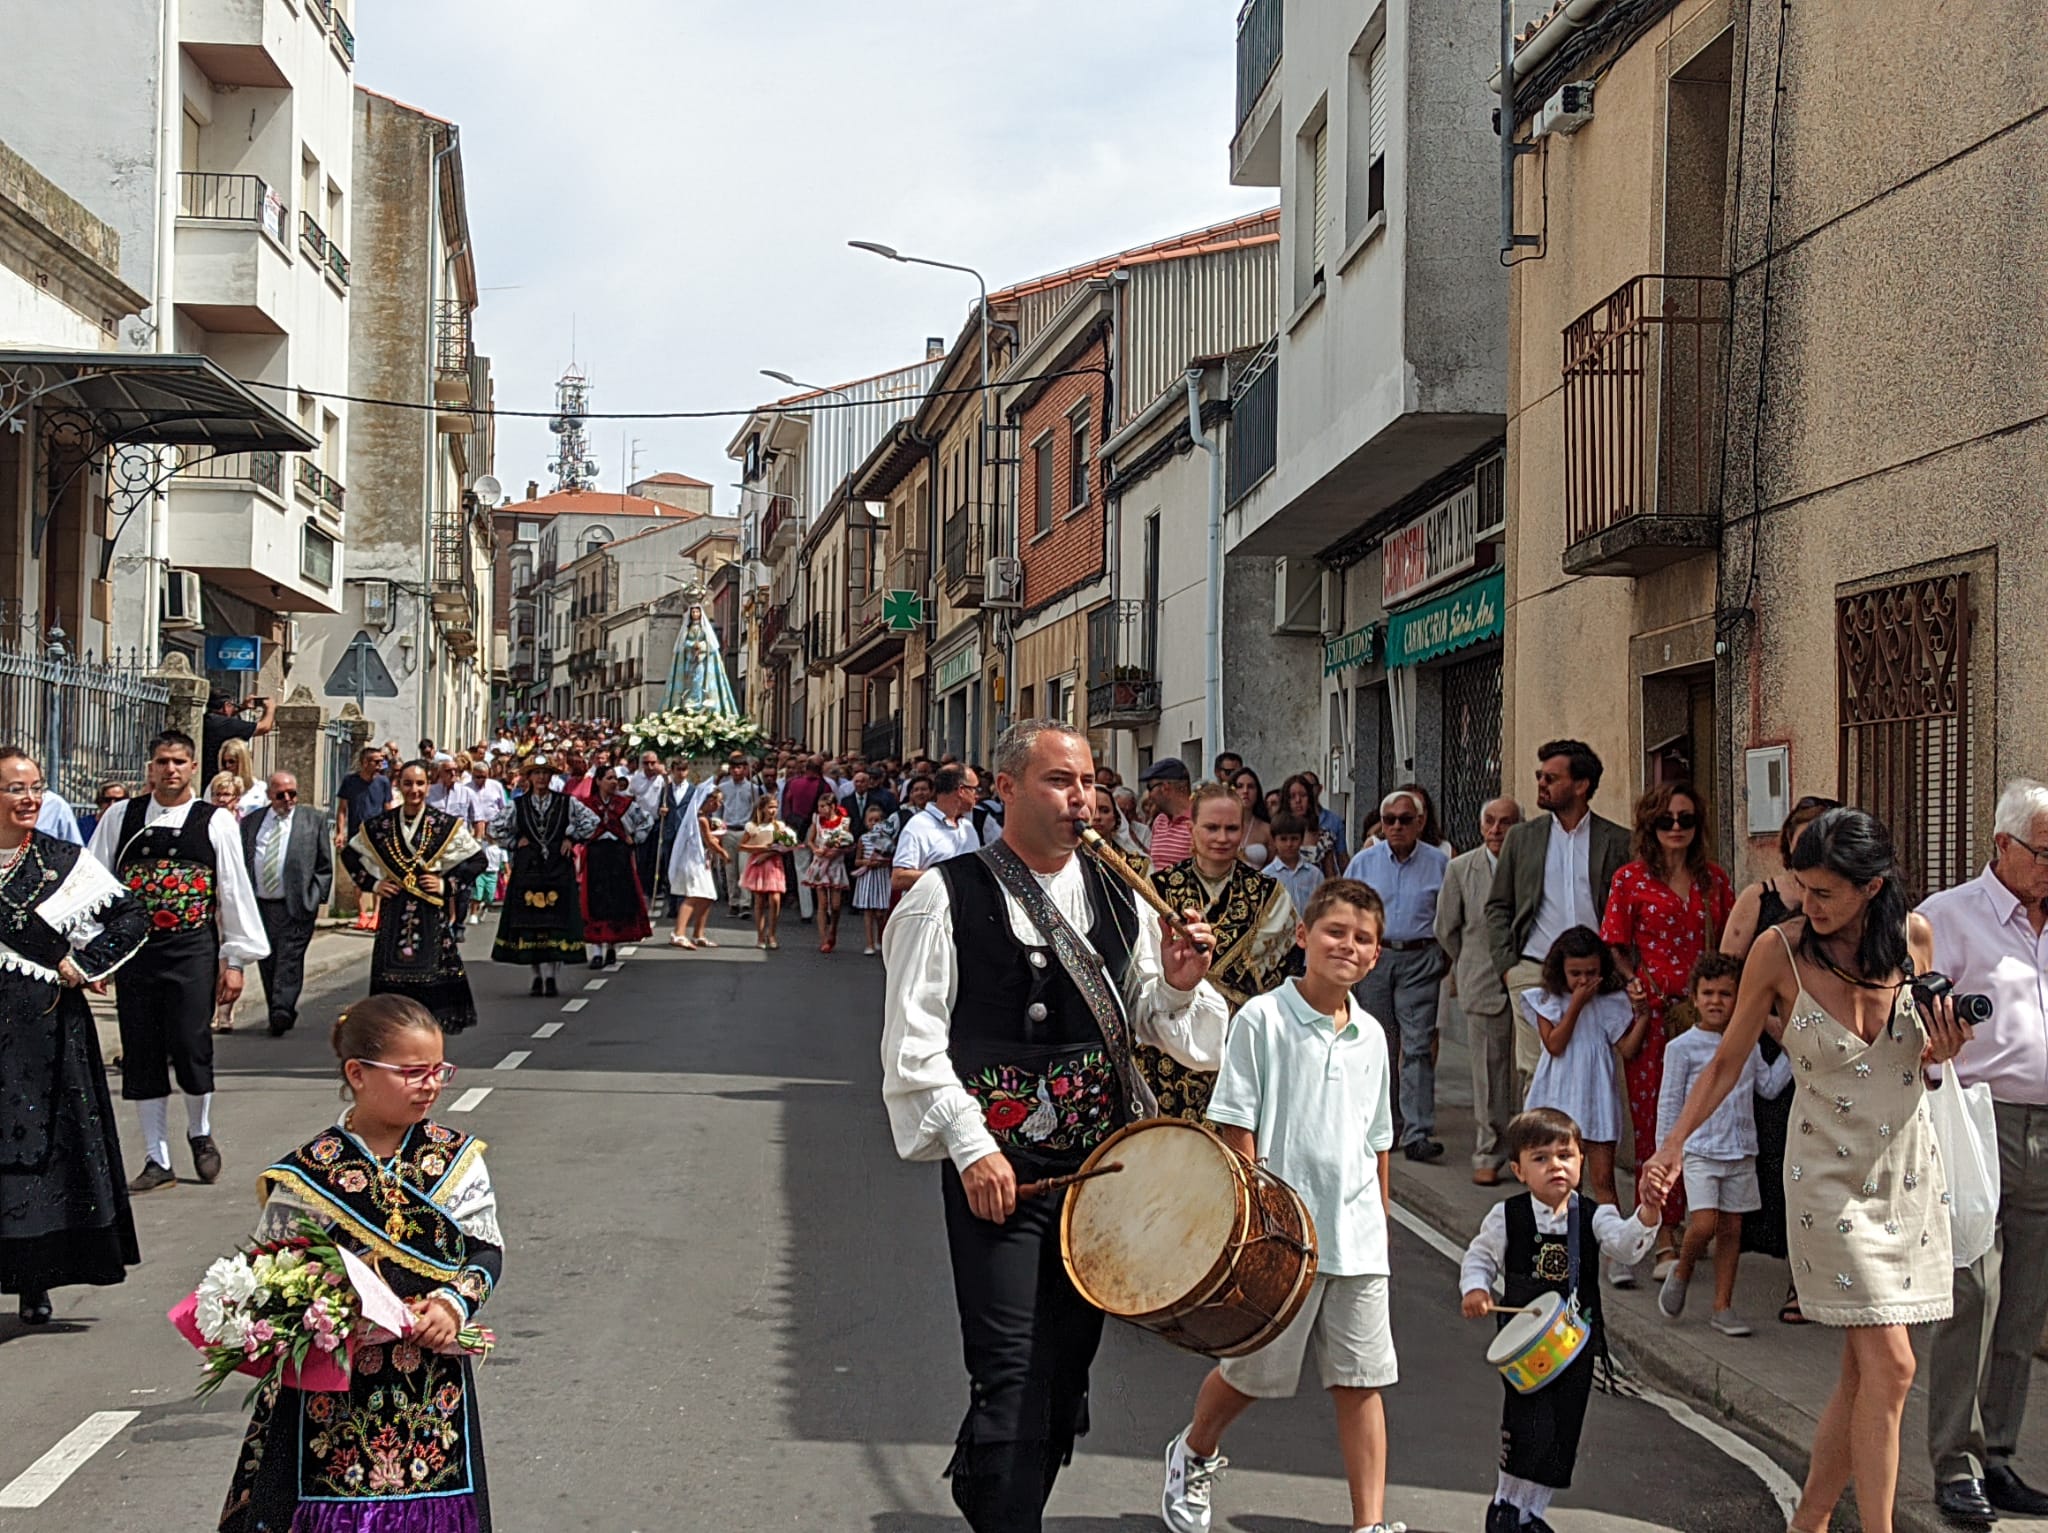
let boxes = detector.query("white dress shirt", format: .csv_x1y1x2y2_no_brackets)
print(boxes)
892,804,980,872
625,769,668,820
880,856,1229,1173
87,794,269,965
1524,813,1596,961
464,777,507,828
1922,865,2048,1105
252,806,296,901
1459,1194,1659,1297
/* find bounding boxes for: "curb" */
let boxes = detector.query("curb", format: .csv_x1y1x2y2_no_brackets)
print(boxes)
1387,1157,1955,1533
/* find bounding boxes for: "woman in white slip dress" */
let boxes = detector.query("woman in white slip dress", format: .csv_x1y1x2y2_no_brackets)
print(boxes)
1643,809,1974,1533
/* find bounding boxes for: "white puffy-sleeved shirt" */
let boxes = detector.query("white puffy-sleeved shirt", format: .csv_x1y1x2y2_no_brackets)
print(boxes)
1459,1194,1660,1296
86,794,269,966
880,856,1230,1173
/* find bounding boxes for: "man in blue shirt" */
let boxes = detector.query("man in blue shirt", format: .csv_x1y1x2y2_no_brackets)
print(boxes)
1345,788,1451,1162
1302,769,1349,865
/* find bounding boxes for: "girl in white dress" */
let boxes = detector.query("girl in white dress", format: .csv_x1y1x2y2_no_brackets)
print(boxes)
1521,925,1653,1238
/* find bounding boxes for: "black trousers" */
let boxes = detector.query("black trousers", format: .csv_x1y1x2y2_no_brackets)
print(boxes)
114,931,218,1099
255,899,315,1030
941,1159,1103,1533
634,835,661,899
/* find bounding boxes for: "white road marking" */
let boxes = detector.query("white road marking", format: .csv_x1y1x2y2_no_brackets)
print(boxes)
618,945,639,956
447,1087,492,1113
493,1051,530,1071
0,1411,139,1507
561,998,588,1013
1388,1199,1801,1516
531,1022,564,1039
585,978,608,990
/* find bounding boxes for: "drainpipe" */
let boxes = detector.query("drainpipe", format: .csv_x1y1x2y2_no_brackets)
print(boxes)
143,0,182,660
1186,368,1222,763
424,125,460,741
1488,0,1609,94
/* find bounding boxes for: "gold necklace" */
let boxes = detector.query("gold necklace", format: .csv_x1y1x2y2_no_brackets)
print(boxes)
344,1112,413,1241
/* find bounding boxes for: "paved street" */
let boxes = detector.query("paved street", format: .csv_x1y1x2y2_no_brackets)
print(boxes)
0,909,1792,1531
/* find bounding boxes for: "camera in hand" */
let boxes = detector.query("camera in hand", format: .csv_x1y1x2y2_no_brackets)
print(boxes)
1911,972,1992,1025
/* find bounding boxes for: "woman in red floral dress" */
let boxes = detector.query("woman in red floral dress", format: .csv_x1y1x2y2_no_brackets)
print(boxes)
1600,780,1734,1274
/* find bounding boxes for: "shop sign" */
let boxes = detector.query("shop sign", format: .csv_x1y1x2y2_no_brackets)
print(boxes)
1322,622,1382,677
205,635,261,672
1381,477,1505,606
1385,569,1504,669
934,640,981,693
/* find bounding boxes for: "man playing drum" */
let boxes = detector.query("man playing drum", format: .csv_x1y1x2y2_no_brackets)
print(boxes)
881,720,1227,1533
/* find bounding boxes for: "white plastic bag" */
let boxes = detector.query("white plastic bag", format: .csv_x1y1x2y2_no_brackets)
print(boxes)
1928,1077,2001,1268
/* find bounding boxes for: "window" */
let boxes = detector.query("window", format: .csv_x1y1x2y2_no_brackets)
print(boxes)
1294,103,1331,301
301,522,335,587
1046,674,1070,725
1312,120,1330,278
1068,411,1090,510
300,150,320,228
582,525,613,557
1346,31,1389,242
1033,434,1054,536
1141,513,1161,672
517,520,540,543
1019,685,1036,720
321,409,340,476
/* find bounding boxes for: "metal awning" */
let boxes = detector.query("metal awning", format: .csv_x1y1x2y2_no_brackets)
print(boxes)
0,351,317,452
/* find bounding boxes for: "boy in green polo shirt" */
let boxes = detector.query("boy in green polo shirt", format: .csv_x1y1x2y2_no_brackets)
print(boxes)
1161,878,1402,1533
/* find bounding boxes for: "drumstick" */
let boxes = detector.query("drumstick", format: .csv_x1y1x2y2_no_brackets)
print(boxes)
1488,1302,1545,1316
1016,1162,1125,1200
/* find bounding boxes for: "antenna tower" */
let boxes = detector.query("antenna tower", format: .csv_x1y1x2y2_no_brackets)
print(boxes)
547,366,599,492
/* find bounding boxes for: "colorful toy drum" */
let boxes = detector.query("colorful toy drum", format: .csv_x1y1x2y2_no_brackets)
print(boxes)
1485,1291,1590,1394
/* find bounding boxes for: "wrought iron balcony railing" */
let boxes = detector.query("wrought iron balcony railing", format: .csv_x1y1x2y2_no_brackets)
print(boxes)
178,173,289,246
1235,0,1282,133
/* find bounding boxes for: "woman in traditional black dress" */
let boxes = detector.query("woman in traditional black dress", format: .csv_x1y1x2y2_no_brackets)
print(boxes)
579,771,652,969
0,747,151,1324
343,761,488,1034
488,756,597,998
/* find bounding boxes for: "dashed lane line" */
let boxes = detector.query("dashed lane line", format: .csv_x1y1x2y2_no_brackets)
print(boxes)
446,1086,492,1113
0,1410,140,1507
617,945,640,957
560,998,588,1013
493,1051,531,1071
531,1022,564,1039
585,978,608,990
1386,1200,1801,1517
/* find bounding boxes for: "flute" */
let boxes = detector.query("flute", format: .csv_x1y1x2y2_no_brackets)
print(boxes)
1074,822,1212,954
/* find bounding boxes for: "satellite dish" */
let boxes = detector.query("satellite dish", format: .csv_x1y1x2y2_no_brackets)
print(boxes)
473,475,504,503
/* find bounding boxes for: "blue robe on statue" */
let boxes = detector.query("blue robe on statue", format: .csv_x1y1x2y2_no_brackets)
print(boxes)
663,606,739,715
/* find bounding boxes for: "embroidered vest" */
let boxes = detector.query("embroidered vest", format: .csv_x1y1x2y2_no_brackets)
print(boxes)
938,852,1138,1168
1502,1192,1604,1331
114,798,220,937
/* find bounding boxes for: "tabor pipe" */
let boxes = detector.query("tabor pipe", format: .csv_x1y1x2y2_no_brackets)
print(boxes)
1074,822,1211,954
1016,1162,1125,1200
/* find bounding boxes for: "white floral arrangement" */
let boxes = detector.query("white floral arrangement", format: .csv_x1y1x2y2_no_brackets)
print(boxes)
625,705,764,759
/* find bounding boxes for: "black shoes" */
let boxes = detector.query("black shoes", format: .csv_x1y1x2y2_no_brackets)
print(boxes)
189,1135,222,1185
588,954,605,970
1936,1477,1998,1526
1485,1502,1520,1533
1403,1138,1447,1164
129,1160,177,1194
268,1014,294,1038
18,1289,52,1325
1988,1466,2048,1516
530,976,545,997
544,977,558,998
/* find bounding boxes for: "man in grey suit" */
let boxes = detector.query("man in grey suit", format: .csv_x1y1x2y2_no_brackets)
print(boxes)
242,771,333,1037
1485,740,1632,1095
1435,795,1522,1185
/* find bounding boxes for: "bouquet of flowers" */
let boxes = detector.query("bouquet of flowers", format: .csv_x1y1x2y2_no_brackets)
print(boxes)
625,705,764,760
819,823,855,852
171,1217,494,1403
771,823,799,849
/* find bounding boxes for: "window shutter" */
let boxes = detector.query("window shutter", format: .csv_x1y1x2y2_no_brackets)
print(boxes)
1311,122,1330,275
1367,40,1389,162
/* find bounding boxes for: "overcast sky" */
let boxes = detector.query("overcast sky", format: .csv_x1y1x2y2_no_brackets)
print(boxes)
357,1,1273,514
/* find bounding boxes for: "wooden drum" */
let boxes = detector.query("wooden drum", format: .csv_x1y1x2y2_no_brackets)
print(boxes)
1059,1118,1318,1358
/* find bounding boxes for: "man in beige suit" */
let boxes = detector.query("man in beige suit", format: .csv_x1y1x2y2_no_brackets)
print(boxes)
1436,796,1522,1185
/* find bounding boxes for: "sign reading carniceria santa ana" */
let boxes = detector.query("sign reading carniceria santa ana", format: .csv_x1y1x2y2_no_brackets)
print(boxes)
1381,459,1506,607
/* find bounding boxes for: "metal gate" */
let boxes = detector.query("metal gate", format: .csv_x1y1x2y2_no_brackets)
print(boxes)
0,641,170,805
1837,573,1973,899
1439,650,1504,850
323,717,358,809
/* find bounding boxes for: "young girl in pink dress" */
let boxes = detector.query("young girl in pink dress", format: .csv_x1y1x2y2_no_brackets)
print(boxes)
738,795,791,950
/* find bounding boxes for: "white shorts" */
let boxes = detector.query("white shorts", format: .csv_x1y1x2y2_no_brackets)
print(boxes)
1215,1273,1397,1399
1682,1153,1762,1214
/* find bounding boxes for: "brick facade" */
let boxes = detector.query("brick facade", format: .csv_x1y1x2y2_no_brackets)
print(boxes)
1017,328,1110,611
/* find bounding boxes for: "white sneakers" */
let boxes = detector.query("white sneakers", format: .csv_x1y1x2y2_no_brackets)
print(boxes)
1161,1427,1227,1532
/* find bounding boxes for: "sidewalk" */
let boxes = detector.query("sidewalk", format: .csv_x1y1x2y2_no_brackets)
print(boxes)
1398,1012,2048,1533
90,918,374,1059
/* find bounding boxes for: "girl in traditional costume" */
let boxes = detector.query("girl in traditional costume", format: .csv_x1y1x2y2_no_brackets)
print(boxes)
343,763,488,1035
220,994,502,1533
0,747,150,1325
489,757,598,998
579,772,653,969
1139,783,1296,1119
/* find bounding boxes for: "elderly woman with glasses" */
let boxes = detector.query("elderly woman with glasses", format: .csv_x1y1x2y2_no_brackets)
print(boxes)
1600,780,1736,1278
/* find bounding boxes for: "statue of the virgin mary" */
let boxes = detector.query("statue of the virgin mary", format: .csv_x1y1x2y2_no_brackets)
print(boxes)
663,601,740,715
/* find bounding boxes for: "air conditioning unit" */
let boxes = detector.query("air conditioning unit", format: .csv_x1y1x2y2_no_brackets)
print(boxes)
362,578,393,631
1536,82,1595,137
983,556,1023,608
1272,557,1321,636
162,569,203,629
1319,570,1343,638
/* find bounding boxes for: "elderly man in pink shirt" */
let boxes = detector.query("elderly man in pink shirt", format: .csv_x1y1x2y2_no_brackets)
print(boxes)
1922,778,2048,1527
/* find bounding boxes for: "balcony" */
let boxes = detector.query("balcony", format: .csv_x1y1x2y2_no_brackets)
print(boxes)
174,448,285,500
174,172,291,333
298,213,349,290
180,0,294,88
1561,274,1730,577
431,500,479,656
861,715,902,763
330,8,355,67
1226,341,1278,509
167,478,342,614
1231,0,1283,187
942,511,984,605
435,298,477,429
765,600,800,657
762,494,798,556
844,548,925,674
803,612,830,676
1086,600,1161,729
294,457,345,517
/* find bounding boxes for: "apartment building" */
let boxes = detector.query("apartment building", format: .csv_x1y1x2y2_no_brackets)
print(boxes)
1502,0,2047,895
295,88,494,752
0,0,362,701
1223,0,1506,843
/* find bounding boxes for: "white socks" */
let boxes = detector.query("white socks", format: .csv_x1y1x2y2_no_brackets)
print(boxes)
186,1091,213,1139
138,1097,172,1170
1495,1473,1554,1521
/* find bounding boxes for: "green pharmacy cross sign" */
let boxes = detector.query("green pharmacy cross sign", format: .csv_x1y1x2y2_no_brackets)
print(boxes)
883,589,925,632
